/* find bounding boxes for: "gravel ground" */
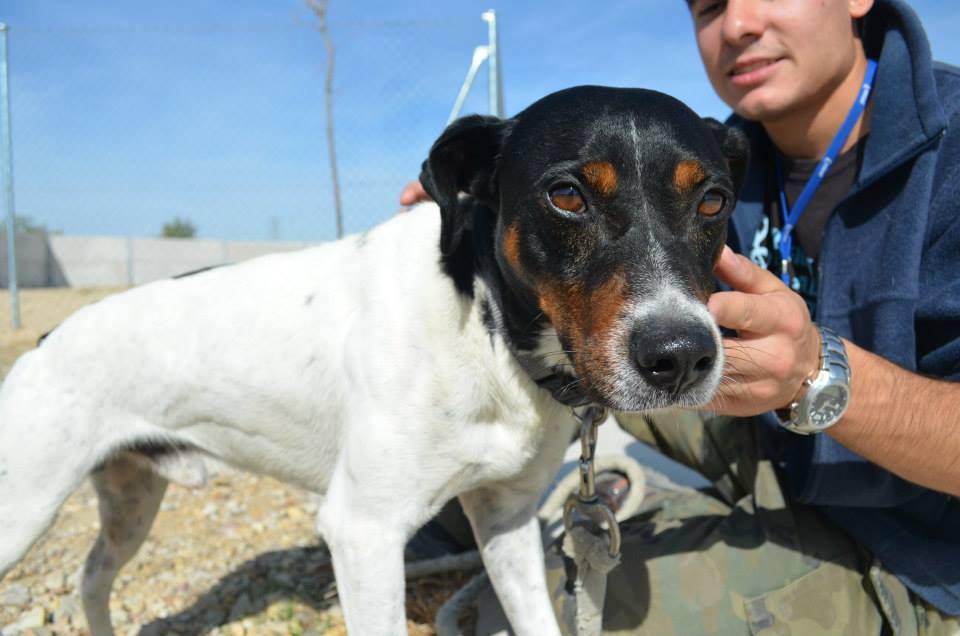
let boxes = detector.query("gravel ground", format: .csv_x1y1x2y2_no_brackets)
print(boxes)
0,288,475,635
0,467,474,635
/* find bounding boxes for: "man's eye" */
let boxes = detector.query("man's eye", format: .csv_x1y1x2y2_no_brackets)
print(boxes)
692,0,725,18
698,190,727,217
548,184,587,214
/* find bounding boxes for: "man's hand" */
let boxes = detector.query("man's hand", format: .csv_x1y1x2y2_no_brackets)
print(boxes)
702,248,960,496
702,246,821,417
399,180,431,206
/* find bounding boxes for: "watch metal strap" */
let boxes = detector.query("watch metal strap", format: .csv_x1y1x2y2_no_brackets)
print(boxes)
781,326,852,435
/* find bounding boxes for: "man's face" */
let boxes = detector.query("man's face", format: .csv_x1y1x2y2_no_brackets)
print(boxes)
689,0,874,122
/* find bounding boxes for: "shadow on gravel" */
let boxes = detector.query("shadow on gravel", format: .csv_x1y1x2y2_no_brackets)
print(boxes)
137,544,335,635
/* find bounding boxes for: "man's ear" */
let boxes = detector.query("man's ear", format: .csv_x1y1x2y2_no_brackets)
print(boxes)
420,114,513,256
703,118,750,196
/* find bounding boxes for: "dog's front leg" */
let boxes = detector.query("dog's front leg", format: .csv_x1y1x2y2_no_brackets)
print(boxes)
317,499,407,636
460,486,561,636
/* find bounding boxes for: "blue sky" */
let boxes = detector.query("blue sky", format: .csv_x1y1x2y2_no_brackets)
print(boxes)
3,1,959,241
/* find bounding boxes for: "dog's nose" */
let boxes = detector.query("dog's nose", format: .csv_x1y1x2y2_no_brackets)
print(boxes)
630,322,716,394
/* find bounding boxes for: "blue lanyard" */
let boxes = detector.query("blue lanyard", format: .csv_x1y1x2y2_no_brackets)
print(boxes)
775,58,878,286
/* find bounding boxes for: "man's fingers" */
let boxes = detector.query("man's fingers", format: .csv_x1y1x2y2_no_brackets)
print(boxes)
399,180,430,206
714,245,786,295
709,289,783,334
710,246,803,333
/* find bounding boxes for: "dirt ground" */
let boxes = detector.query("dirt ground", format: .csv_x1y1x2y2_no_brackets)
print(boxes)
0,288,472,635
0,287,125,375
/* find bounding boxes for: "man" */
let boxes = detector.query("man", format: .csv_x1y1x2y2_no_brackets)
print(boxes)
594,0,960,632
403,0,960,631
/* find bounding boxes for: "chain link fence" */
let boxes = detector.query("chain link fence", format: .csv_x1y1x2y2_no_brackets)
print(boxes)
3,15,495,245
0,10,503,347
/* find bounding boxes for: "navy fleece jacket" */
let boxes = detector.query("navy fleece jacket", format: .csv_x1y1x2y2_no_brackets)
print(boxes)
725,0,960,614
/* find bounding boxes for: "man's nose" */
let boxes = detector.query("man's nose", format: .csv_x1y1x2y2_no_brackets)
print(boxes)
721,0,765,46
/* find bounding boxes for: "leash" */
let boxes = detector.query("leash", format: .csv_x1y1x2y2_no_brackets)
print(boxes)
563,406,620,558
432,404,634,636
556,405,620,636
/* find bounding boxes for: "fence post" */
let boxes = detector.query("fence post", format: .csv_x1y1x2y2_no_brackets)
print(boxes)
126,236,135,286
1,23,20,329
482,10,504,117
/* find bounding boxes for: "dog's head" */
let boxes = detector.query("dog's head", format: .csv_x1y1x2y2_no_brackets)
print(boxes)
420,86,748,412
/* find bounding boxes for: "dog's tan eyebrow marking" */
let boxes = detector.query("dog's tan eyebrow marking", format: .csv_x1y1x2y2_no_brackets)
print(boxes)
673,160,706,195
581,161,618,196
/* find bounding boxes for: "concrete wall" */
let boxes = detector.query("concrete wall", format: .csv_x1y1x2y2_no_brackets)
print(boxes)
0,232,320,288
0,232,50,288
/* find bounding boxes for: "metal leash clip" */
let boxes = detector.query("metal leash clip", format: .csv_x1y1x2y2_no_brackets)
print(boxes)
562,405,621,558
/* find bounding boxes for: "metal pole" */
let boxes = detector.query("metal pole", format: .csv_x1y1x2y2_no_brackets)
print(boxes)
126,236,134,286
482,10,504,117
447,46,489,125
0,24,20,329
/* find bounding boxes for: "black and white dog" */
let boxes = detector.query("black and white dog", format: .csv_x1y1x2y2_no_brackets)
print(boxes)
0,86,747,635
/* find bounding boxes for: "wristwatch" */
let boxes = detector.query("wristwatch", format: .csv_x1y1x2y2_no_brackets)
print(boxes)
777,326,852,435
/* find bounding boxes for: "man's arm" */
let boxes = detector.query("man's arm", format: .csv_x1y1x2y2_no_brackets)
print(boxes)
704,246,960,497
836,340,960,496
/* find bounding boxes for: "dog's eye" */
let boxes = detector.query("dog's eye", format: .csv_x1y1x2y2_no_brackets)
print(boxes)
698,190,726,217
548,184,586,214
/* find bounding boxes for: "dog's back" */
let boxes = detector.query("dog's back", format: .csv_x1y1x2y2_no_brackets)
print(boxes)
0,204,464,485
0,200,566,571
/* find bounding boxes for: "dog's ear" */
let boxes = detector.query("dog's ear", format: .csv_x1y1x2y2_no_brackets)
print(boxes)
420,115,512,256
703,118,750,195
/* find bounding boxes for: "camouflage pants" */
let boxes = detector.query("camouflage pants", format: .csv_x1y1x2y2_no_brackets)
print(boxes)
547,410,960,636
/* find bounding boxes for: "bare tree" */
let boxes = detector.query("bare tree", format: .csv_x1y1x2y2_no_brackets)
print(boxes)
306,0,344,238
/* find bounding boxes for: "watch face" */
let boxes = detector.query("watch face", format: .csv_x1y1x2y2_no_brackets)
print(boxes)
809,385,850,428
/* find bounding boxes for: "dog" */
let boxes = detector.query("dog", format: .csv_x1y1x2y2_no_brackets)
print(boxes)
0,85,747,635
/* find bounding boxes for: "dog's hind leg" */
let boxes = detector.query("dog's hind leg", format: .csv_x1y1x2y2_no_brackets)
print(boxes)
0,380,100,580
0,455,83,580
0,469,83,582
81,456,168,636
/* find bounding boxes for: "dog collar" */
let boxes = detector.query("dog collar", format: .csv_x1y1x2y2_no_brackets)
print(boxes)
481,287,593,407
514,350,593,407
